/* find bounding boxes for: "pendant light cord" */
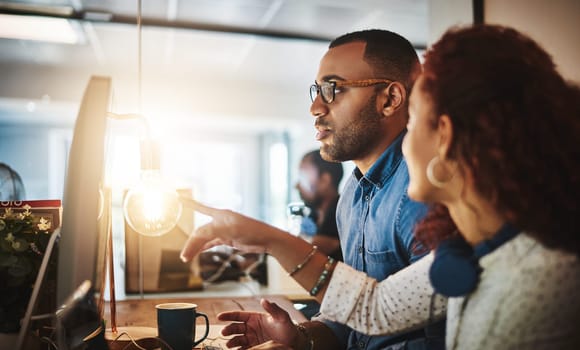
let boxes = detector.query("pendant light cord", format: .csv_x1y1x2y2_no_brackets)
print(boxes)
137,0,145,301
137,0,142,116
136,0,151,139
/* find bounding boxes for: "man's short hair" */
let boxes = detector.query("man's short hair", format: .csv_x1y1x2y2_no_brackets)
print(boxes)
330,29,420,90
302,150,344,190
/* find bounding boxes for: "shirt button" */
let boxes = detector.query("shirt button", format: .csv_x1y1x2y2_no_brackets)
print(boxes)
364,195,370,201
358,246,363,254
358,341,365,348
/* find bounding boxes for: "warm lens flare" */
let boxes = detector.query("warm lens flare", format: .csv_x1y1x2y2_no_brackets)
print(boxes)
123,170,182,236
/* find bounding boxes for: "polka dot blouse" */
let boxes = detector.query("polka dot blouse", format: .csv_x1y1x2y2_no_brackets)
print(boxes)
320,234,580,349
319,252,447,335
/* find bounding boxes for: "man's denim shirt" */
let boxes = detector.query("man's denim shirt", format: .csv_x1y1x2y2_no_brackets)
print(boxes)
319,132,430,349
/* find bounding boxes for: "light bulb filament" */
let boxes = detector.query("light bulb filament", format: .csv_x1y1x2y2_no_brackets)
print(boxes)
123,171,182,237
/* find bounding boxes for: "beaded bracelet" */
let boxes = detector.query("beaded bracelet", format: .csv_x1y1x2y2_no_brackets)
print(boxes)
288,245,318,276
309,256,335,296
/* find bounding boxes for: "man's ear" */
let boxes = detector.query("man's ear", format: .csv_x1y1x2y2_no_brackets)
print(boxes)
379,82,406,117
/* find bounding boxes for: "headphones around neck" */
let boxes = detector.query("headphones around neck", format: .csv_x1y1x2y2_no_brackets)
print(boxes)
429,223,519,297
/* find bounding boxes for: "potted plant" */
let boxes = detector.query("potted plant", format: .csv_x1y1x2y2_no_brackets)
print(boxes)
0,205,57,333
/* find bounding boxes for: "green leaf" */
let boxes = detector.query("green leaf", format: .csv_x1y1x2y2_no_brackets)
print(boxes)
12,223,24,234
12,238,29,252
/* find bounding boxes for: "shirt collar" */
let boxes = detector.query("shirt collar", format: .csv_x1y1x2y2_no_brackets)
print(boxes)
473,222,520,258
354,130,406,188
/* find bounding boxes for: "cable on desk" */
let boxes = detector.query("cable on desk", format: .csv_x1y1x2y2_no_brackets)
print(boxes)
231,299,245,311
39,336,58,350
243,252,266,278
204,254,239,283
109,331,176,350
202,249,266,296
112,332,147,350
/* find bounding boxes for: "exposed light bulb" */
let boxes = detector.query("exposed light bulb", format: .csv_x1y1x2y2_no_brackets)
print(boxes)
123,140,182,236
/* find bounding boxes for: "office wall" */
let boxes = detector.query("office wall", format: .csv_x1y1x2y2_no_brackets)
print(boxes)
428,0,473,45
485,0,580,83
0,126,68,199
426,0,580,83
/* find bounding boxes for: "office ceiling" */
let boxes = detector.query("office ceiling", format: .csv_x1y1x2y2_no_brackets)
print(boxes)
0,0,429,132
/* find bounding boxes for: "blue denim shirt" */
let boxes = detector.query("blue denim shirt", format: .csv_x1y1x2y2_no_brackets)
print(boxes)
320,132,430,350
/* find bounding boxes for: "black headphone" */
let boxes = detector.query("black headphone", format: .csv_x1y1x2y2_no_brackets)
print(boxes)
429,223,519,297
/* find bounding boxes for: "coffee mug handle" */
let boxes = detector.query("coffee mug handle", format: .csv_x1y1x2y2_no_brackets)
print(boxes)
192,311,210,347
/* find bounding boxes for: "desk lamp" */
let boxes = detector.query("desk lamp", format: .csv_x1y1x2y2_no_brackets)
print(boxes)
119,0,182,239
102,0,184,346
90,113,183,350
123,139,182,237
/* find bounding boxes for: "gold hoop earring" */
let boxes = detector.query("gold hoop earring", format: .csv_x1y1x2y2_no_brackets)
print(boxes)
426,156,453,188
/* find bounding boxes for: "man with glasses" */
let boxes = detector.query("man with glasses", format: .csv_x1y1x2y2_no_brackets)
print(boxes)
306,29,444,350
206,30,445,350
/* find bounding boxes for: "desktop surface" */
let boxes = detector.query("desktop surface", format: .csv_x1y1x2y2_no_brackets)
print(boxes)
104,294,307,349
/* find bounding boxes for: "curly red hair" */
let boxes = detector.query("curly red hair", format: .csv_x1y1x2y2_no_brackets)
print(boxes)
414,25,580,254
413,204,458,253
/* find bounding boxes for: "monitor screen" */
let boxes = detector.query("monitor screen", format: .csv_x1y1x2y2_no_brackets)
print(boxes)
57,76,111,305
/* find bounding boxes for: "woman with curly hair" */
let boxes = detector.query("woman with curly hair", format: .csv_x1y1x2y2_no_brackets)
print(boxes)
317,24,580,349
394,24,580,348
180,25,580,349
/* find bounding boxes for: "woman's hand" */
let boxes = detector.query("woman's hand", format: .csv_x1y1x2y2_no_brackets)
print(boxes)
179,198,325,303
180,198,286,262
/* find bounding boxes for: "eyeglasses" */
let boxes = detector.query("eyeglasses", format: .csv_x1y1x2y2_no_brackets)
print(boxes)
309,79,393,104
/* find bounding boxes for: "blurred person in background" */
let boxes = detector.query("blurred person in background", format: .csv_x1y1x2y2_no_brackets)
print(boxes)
295,149,343,262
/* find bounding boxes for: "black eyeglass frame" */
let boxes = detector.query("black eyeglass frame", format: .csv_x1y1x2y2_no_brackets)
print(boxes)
309,79,393,104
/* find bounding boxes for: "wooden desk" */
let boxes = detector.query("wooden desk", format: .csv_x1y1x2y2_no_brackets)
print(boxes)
104,295,307,349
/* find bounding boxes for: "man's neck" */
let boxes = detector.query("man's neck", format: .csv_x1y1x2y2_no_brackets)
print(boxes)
353,124,406,175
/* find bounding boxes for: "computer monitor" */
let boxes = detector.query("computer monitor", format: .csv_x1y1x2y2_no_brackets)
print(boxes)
57,76,111,305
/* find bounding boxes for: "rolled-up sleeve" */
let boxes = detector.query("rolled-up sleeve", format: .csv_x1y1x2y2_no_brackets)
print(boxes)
319,253,447,336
